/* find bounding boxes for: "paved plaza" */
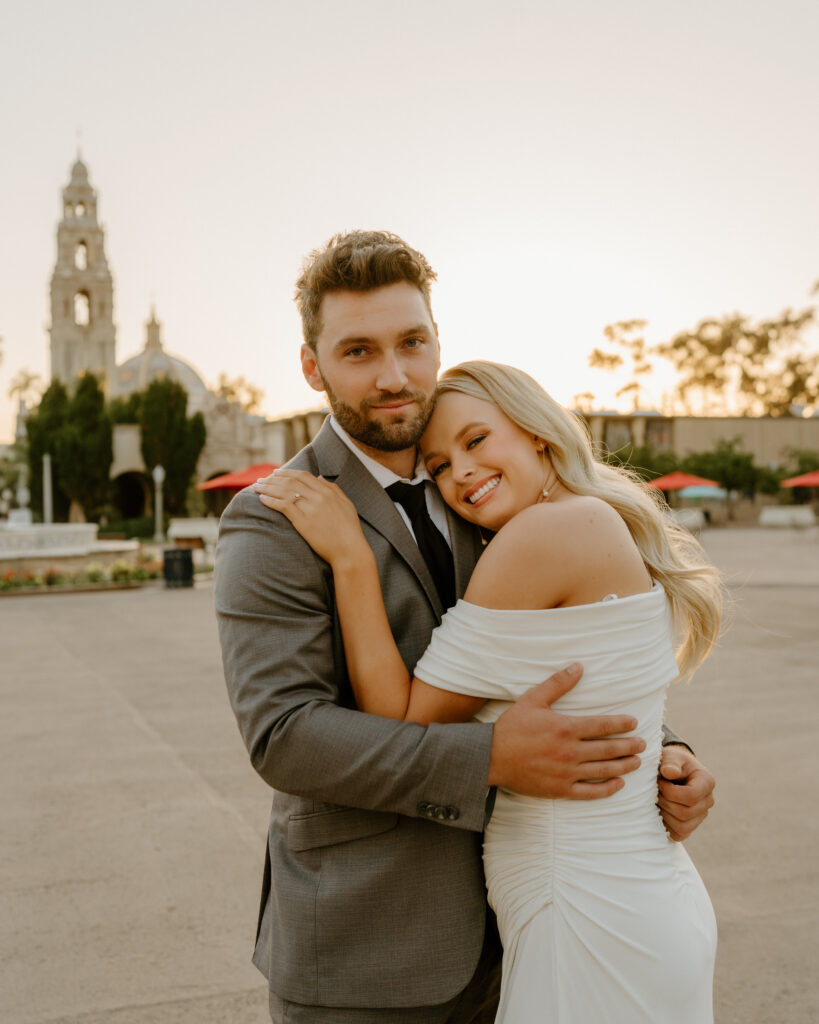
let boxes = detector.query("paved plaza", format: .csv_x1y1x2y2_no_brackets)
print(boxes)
1,527,817,1023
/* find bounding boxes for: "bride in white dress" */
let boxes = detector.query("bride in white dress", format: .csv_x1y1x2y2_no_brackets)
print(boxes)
255,360,723,1023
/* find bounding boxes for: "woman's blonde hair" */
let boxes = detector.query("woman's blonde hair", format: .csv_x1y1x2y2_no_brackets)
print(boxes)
437,360,725,678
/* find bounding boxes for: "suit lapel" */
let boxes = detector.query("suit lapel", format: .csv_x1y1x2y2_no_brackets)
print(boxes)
447,507,486,599
310,421,446,619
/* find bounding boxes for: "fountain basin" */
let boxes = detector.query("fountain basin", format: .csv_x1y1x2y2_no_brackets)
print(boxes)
0,523,139,575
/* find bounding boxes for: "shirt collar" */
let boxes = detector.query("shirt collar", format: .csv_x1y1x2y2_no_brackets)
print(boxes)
329,415,430,488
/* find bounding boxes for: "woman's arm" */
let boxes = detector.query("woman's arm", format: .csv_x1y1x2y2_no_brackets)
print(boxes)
253,469,485,725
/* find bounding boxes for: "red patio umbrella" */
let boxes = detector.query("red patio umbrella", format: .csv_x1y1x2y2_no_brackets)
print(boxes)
197,462,279,491
780,469,819,488
647,471,721,491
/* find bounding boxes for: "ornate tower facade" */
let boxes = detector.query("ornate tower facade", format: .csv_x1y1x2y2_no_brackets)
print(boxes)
49,157,116,390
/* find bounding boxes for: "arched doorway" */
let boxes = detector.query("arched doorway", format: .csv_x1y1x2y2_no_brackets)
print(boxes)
112,472,151,520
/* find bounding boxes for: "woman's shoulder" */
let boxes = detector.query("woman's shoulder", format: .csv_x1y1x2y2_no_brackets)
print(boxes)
500,493,624,542
465,495,639,610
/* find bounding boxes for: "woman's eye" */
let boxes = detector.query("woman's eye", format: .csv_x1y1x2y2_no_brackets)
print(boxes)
466,434,486,449
430,462,449,479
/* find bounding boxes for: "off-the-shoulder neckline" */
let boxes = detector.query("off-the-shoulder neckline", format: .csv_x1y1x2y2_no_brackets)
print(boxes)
453,580,664,615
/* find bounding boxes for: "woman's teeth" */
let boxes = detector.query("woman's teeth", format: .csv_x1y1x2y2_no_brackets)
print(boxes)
466,477,500,504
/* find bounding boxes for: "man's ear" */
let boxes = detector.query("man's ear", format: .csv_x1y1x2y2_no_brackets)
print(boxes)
432,322,441,373
301,344,325,393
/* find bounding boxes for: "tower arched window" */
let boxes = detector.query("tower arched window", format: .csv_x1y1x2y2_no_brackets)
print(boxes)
74,291,91,326
75,241,88,270
75,201,86,217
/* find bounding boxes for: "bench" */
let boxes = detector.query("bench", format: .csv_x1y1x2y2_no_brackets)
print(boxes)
758,506,817,528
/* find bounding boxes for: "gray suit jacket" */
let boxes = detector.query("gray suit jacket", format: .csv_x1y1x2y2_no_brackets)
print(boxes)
216,419,494,1009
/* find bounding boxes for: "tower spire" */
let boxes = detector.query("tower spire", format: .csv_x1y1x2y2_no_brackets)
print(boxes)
49,156,116,389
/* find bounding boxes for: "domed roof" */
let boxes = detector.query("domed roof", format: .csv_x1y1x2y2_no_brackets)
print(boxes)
114,309,208,400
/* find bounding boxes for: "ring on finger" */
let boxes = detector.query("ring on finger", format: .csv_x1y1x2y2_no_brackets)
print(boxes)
292,493,303,503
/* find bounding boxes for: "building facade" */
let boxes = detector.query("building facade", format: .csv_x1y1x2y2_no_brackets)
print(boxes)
45,156,291,519
49,158,116,389
587,412,819,469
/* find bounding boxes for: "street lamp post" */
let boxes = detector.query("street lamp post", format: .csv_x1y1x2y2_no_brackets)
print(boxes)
152,464,166,543
43,453,53,524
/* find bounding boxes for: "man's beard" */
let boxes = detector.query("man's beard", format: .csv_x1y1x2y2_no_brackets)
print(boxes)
324,381,437,453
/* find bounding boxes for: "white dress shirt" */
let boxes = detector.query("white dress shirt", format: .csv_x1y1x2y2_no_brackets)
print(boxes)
329,416,452,548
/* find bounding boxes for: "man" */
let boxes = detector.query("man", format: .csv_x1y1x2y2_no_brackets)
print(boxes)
215,230,715,1023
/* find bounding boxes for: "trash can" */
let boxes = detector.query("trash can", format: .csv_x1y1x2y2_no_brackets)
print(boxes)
163,547,194,588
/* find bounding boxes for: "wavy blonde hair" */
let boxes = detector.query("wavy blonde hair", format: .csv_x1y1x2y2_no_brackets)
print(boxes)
437,361,725,679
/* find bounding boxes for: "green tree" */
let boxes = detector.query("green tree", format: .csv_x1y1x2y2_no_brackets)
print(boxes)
681,438,758,519
8,368,41,408
25,379,71,520
108,391,143,424
139,379,207,515
54,374,113,522
784,447,819,476
215,373,265,414
589,320,654,411
655,306,818,416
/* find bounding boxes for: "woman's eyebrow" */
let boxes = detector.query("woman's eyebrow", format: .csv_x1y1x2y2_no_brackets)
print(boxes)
424,422,489,461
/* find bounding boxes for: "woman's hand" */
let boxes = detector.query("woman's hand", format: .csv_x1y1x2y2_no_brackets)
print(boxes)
252,469,369,568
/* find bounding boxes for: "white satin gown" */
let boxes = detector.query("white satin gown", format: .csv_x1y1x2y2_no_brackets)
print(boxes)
415,584,716,1023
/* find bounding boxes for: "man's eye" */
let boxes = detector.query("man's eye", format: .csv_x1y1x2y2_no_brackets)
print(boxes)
404,337,423,349
430,462,449,479
346,347,367,358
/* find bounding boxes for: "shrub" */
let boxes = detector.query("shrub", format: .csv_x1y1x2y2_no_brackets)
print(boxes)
109,560,133,582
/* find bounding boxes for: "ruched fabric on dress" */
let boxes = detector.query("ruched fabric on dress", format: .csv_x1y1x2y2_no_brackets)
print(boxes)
415,584,716,1023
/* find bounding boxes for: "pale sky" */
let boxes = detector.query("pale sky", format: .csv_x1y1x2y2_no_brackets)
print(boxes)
2,0,819,443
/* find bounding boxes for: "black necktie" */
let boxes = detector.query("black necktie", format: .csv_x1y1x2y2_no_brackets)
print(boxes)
386,481,456,610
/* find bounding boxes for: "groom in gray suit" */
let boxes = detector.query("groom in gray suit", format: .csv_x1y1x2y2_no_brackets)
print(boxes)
215,230,716,1023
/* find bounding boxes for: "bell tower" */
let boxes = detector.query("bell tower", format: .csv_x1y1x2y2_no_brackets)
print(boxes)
49,156,116,390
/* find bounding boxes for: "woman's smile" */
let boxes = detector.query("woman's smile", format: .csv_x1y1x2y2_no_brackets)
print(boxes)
463,475,501,506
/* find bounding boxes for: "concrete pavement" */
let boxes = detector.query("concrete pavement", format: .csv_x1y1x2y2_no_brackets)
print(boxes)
1,527,817,1023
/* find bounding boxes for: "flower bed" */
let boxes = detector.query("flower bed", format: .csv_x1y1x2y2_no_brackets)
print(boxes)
0,553,163,593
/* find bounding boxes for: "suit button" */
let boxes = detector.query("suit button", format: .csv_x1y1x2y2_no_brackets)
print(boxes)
446,806,460,821
434,806,448,820
417,801,432,816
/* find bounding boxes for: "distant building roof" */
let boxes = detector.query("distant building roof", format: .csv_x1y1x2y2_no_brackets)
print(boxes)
114,308,208,399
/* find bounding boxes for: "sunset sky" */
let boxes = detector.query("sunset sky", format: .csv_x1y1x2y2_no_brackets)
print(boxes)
2,0,819,443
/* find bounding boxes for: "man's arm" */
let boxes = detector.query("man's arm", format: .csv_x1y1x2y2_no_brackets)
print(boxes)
216,490,646,828
215,489,493,832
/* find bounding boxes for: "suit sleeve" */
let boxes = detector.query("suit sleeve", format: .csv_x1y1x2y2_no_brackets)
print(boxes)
661,723,693,754
215,488,493,832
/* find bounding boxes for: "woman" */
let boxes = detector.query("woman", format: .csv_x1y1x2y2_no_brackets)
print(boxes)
253,360,722,1023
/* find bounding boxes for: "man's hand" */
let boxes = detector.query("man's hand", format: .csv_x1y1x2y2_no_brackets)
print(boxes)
657,745,715,841
489,664,645,800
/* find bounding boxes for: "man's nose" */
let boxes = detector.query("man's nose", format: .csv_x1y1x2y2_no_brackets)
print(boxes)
375,354,409,392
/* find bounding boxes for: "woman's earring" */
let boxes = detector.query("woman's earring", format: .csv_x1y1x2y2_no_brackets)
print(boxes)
536,442,551,500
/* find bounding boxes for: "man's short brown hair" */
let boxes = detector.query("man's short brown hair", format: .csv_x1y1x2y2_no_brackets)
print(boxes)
294,230,438,350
